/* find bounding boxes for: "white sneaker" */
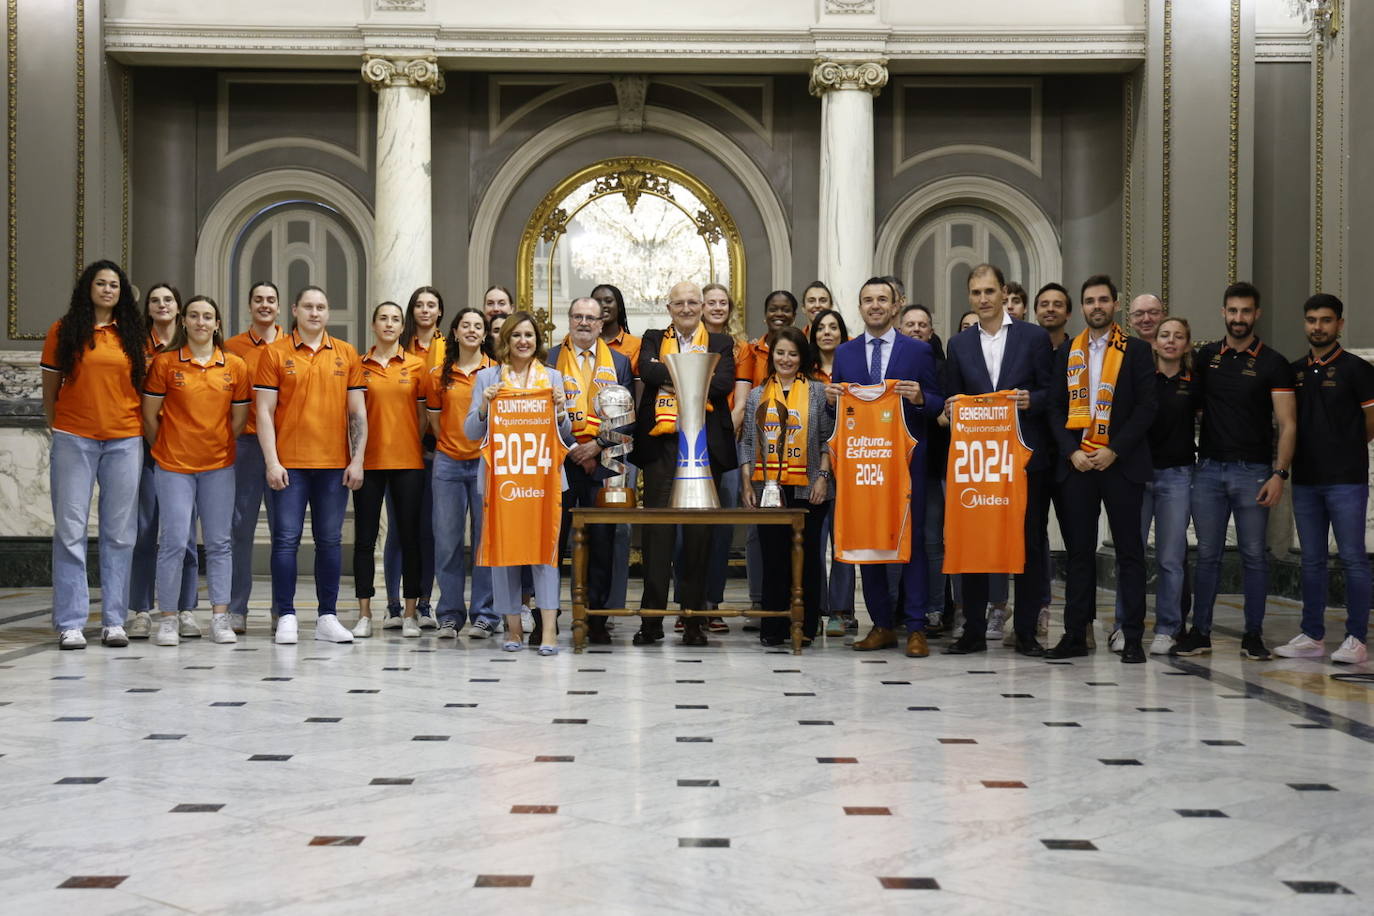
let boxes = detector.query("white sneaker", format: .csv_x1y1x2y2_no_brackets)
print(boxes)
275,615,298,645
101,626,129,647
1331,635,1368,665
417,612,438,629
178,610,202,638
468,619,495,639
351,617,373,638
210,613,237,644
155,615,180,646
950,609,965,641
1273,633,1326,659
401,616,421,638
59,628,87,650
1148,633,1176,656
1109,629,1126,653
126,611,152,639
985,606,1006,640
1037,607,1051,639
229,612,247,635
314,615,354,643
437,622,458,639
381,615,403,630
521,604,535,633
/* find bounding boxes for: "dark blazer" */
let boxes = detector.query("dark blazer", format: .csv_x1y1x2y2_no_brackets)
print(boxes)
945,318,1055,471
831,330,945,461
546,342,633,482
629,326,738,474
1048,331,1158,484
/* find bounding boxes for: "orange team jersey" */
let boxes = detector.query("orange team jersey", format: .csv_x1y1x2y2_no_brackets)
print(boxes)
828,381,917,563
477,388,569,568
942,391,1033,575
749,337,771,386
728,339,754,410
253,330,365,469
225,325,283,436
360,348,427,471
40,319,142,440
426,355,496,461
606,329,641,376
408,333,446,371
143,347,251,474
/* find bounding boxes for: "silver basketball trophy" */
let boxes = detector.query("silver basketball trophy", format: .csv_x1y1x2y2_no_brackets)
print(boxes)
593,384,636,507
755,397,788,508
664,350,720,509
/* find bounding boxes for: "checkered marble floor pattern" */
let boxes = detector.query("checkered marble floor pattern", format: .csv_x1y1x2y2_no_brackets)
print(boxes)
0,581,1371,914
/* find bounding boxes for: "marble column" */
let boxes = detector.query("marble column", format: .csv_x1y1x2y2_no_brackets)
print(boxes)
810,58,887,331
361,55,445,304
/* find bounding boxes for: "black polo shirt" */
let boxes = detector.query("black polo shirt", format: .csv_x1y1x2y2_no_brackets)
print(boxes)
1196,338,1295,464
1290,345,1374,485
1149,370,1197,469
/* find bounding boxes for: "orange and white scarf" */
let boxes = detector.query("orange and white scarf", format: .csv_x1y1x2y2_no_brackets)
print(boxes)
556,336,618,442
499,360,552,393
1065,323,1127,452
753,375,810,486
650,323,712,436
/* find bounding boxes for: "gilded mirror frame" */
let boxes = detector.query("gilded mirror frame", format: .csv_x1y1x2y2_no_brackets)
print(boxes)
516,156,746,336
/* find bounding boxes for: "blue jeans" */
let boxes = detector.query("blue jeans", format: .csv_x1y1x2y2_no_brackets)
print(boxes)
1113,465,1193,635
924,477,945,616
1292,483,1371,642
384,454,435,609
231,434,275,617
155,465,234,609
1191,459,1272,634
432,452,494,627
267,468,348,617
129,449,198,612
49,432,141,631
821,502,855,614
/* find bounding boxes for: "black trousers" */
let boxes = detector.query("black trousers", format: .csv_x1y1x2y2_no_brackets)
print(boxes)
559,461,614,631
639,450,717,627
1059,465,1147,641
758,488,828,641
960,467,1051,639
352,468,424,600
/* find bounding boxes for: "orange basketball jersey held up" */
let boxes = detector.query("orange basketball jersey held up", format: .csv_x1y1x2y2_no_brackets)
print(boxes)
828,381,917,564
943,390,1034,574
477,388,569,568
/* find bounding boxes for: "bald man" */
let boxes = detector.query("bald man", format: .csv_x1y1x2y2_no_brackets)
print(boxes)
1127,294,1165,343
628,282,738,646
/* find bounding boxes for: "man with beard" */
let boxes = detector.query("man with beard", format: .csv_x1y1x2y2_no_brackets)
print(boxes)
1045,275,1156,662
1175,282,1296,660
1033,283,1072,352
1272,294,1373,664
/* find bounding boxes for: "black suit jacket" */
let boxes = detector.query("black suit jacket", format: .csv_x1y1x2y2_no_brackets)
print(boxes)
546,342,634,482
1048,331,1158,484
629,327,738,474
945,318,1055,471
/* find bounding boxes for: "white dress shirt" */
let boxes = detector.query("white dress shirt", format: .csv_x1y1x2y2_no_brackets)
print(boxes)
863,328,898,381
1087,329,1110,420
979,311,1014,387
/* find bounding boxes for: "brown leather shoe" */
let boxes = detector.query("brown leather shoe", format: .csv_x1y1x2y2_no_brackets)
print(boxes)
905,632,929,658
853,627,897,651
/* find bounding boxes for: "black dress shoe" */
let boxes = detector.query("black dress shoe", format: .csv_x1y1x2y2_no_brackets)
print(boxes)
759,635,785,647
1120,638,1146,664
1044,636,1090,659
1015,636,1045,657
942,635,987,655
682,625,708,647
632,627,664,646
588,628,612,645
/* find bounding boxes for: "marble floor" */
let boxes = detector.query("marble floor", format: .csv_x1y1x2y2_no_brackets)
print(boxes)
0,579,1371,915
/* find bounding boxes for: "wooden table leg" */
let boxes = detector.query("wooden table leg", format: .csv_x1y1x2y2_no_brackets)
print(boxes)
572,518,589,653
790,516,804,655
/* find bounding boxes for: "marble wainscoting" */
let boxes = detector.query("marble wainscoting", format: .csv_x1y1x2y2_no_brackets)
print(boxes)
0,351,55,540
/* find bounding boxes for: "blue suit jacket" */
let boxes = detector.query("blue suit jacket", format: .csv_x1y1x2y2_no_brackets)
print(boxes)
832,331,944,465
944,319,1055,471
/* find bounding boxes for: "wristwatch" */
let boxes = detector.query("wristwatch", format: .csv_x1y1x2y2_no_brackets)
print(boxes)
817,470,832,479
1271,468,1289,480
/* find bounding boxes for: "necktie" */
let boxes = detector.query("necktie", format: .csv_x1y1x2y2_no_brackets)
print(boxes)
869,337,884,385
579,349,591,387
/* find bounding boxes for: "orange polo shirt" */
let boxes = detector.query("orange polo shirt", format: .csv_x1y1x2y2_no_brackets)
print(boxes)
360,348,427,471
254,329,364,469
606,329,641,376
144,347,251,474
225,324,283,437
749,337,771,386
728,339,755,411
426,355,495,461
40,320,142,440
408,333,447,372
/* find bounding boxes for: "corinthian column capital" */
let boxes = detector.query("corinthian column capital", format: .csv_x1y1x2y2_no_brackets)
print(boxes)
808,58,888,97
361,55,445,95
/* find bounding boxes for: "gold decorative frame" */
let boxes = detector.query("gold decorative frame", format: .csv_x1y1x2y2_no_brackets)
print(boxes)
516,156,745,335
1160,0,1172,306
1226,0,1239,282
74,0,85,277
1121,74,1133,301
5,0,16,338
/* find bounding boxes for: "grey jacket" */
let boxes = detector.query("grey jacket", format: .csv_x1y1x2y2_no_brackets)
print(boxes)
737,380,834,501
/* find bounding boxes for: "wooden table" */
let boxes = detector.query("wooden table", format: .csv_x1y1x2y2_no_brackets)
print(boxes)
569,507,808,654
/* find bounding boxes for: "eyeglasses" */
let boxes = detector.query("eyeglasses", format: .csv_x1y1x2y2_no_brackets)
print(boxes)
570,314,601,324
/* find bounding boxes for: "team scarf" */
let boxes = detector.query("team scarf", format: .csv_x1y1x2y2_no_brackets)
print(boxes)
499,359,552,392
556,336,619,442
753,375,811,486
1065,322,1127,452
649,322,712,436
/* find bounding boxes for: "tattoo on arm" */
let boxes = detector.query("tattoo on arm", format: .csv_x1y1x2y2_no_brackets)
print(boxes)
349,412,364,457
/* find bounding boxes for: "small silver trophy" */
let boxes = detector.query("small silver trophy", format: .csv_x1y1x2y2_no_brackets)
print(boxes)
755,397,788,509
593,384,636,507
